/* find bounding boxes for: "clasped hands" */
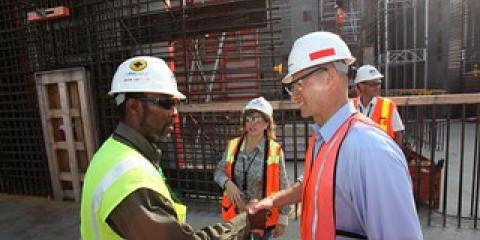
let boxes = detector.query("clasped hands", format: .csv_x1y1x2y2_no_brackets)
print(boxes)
224,181,284,238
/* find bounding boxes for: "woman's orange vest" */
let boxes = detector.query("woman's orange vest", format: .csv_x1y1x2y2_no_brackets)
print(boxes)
301,113,373,240
221,137,281,227
353,97,396,138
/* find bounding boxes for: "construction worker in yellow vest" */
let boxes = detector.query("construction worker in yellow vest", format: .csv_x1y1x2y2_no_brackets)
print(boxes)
214,97,291,240
80,56,261,240
352,65,405,145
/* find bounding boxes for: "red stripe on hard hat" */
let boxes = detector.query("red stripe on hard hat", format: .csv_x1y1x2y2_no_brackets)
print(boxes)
309,48,336,61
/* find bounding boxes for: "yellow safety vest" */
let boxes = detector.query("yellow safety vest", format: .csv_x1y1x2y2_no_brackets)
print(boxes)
80,137,186,240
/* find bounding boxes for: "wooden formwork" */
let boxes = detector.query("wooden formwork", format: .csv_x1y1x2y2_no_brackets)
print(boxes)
35,68,98,202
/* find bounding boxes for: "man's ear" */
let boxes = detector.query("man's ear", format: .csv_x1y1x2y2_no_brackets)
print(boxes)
125,98,143,116
325,66,337,86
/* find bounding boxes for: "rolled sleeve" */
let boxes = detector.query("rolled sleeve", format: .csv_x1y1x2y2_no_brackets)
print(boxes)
392,107,405,132
278,150,291,225
214,151,229,189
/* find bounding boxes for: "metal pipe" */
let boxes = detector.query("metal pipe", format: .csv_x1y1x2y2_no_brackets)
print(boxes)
403,1,408,89
472,104,480,218
385,0,390,95
413,0,417,88
424,0,428,89
292,112,298,219
458,104,466,227
206,32,226,102
442,104,451,227
377,0,381,63
474,104,480,228
428,104,436,226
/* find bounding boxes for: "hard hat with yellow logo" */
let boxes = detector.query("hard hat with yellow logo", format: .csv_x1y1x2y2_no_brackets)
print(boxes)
109,56,186,102
282,31,356,84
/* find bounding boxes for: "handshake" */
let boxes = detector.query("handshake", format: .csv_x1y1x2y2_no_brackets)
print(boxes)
245,199,273,237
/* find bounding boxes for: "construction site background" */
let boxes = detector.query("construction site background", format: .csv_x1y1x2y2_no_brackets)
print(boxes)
0,0,480,236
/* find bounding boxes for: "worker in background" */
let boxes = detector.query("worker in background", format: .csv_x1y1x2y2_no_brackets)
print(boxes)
249,32,422,239
352,64,405,145
80,56,263,240
214,97,291,240
335,0,346,26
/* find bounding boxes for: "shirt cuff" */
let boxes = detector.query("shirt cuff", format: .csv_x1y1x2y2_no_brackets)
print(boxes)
277,214,288,226
296,175,304,183
216,175,229,189
222,179,230,190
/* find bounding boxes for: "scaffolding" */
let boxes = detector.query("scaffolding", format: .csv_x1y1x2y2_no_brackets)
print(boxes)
0,0,285,198
374,0,428,95
318,0,361,56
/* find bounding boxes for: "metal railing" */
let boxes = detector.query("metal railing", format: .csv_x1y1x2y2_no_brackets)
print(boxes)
163,93,480,229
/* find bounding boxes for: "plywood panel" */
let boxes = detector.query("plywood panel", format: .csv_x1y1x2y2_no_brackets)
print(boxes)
35,67,98,202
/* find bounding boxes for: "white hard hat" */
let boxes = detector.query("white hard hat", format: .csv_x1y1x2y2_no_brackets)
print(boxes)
243,97,273,119
282,31,356,84
354,64,384,84
109,56,186,100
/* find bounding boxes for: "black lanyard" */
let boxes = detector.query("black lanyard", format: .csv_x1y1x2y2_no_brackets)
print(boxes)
360,102,374,117
242,149,259,192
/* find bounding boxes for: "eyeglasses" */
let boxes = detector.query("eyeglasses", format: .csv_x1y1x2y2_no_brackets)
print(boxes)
137,97,176,110
361,81,382,87
245,115,266,123
284,67,327,95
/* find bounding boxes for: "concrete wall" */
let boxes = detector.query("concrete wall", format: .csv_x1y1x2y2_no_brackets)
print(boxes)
428,0,454,91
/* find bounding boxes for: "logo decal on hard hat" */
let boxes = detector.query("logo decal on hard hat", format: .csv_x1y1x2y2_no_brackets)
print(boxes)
129,59,148,71
309,48,336,61
369,69,376,74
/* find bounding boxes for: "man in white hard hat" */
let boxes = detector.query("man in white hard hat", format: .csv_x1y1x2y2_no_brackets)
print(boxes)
80,56,262,240
249,32,422,239
353,64,405,145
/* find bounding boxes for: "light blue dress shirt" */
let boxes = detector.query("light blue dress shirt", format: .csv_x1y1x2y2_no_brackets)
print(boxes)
304,102,423,239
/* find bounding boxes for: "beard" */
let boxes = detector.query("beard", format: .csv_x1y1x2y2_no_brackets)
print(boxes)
140,111,174,143
153,124,174,142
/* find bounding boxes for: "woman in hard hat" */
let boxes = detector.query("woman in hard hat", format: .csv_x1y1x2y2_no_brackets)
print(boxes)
214,97,291,240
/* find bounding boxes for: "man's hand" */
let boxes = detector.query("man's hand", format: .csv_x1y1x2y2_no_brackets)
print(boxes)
247,208,269,238
248,197,274,215
272,224,286,238
224,180,246,211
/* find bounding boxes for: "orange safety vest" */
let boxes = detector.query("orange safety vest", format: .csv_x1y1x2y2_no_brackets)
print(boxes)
301,113,374,240
353,97,396,139
221,137,281,227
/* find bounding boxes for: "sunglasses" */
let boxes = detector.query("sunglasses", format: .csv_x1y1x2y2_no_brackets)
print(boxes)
361,81,382,87
284,67,327,95
245,115,266,123
137,97,176,110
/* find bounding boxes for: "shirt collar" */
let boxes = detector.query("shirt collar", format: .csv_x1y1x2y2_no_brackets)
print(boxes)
113,121,162,164
358,96,377,109
312,102,357,142
240,135,266,153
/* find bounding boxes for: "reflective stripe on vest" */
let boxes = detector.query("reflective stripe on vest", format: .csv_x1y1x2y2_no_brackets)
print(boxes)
301,114,374,240
222,137,281,227
80,137,186,240
352,97,396,139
